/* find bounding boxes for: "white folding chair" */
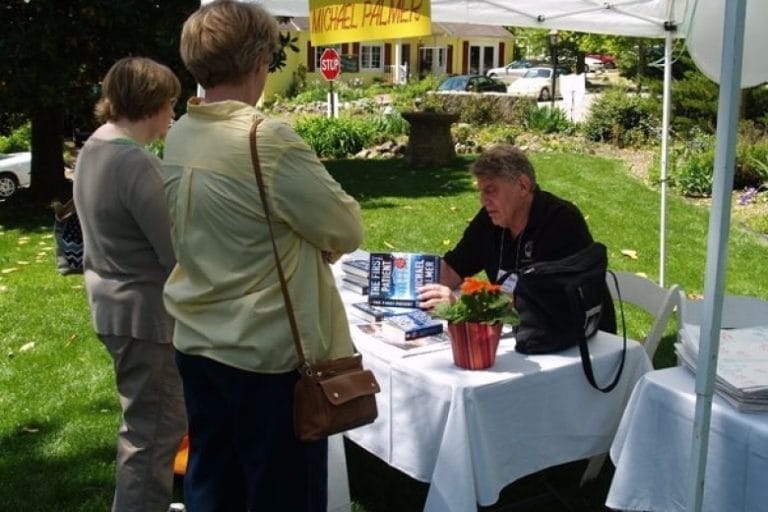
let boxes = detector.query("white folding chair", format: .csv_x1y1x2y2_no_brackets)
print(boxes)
606,271,682,360
677,291,768,352
678,291,768,329
580,271,681,485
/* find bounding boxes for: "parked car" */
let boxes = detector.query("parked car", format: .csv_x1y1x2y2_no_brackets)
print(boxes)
507,66,571,101
485,59,542,79
0,152,31,199
437,75,507,94
584,56,606,73
586,54,616,69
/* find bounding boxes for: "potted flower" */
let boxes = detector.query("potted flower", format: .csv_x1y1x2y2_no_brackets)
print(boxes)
433,277,519,370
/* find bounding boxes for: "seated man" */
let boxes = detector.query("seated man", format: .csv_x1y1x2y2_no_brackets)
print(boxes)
419,143,615,334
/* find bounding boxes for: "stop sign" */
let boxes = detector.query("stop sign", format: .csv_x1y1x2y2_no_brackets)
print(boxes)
319,48,341,82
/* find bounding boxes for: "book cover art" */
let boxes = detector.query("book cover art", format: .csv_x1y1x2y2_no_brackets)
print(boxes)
382,309,444,340
349,302,417,323
368,252,441,308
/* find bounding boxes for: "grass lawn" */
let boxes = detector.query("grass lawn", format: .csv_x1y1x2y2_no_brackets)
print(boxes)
1,151,765,511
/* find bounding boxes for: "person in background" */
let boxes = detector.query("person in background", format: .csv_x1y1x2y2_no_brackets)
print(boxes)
162,1,363,510
419,143,616,333
73,56,186,512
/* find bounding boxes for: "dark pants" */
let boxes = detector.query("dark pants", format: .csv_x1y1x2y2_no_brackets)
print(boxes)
175,351,328,512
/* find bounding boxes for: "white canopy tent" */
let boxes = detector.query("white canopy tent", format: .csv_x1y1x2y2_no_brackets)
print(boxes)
204,2,768,510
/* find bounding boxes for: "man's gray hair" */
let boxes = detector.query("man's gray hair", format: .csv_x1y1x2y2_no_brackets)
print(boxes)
471,144,537,188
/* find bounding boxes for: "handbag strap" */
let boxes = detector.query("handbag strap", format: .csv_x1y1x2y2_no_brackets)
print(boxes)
248,119,308,369
577,269,626,393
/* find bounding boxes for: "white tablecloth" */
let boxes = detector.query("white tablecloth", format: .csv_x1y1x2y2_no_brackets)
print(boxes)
343,295,652,511
606,366,768,512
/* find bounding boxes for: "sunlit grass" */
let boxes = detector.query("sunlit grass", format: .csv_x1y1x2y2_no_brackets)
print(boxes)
1,151,766,511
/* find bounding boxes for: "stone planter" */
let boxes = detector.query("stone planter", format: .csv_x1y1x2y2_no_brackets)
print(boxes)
401,111,460,168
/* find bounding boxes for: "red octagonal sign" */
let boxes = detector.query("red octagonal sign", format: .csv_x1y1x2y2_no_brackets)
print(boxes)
319,48,341,82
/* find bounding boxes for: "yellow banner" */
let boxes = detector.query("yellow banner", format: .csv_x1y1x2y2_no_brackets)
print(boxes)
309,0,432,45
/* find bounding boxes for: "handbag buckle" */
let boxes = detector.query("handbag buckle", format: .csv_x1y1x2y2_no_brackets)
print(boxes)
299,362,314,377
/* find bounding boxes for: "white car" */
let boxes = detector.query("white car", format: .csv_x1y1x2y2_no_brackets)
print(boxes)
0,152,32,199
584,56,606,73
507,66,570,101
485,59,542,79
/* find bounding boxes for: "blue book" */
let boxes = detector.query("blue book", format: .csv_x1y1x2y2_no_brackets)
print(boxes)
349,302,417,323
382,310,444,341
368,252,441,308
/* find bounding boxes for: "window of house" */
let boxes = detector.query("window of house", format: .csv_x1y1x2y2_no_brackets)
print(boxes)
360,43,384,71
469,44,496,75
314,45,343,69
419,46,447,75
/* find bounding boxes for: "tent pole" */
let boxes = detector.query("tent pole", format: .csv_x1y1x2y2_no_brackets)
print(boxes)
685,1,746,511
659,29,673,287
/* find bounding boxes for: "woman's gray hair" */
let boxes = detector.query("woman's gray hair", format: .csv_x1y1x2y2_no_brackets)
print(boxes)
180,0,280,89
471,144,537,188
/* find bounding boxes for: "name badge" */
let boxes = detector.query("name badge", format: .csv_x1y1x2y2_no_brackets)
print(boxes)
498,269,518,294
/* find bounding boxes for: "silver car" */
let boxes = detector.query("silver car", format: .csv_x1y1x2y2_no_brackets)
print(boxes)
0,152,32,199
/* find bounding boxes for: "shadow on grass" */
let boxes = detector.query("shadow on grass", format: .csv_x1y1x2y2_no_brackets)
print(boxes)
0,416,115,511
326,156,477,210
0,190,55,233
346,438,615,512
1,158,477,230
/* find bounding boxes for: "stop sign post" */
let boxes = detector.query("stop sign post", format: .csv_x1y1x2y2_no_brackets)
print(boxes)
319,48,341,118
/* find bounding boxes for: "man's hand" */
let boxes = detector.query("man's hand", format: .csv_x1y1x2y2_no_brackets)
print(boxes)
418,283,456,310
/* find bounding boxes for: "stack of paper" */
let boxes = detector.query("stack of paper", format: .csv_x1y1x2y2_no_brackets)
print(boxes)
676,324,768,412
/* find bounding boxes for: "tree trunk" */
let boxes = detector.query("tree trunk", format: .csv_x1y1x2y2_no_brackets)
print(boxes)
30,106,70,202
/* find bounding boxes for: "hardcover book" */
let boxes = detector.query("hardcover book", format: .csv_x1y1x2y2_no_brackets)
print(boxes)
341,278,369,296
368,252,441,308
341,258,370,279
341,272,369,288
349,302,417,323
354,322,449,353
382,309,444,341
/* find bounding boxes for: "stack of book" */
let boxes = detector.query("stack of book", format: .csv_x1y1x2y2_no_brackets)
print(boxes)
340,256,371,295
676,324,768,412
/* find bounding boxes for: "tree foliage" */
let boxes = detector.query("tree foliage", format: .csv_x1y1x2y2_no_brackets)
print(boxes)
0,0,198,202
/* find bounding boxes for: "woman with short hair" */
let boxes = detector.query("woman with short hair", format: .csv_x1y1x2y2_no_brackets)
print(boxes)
73,56,186,512
163,1,364,510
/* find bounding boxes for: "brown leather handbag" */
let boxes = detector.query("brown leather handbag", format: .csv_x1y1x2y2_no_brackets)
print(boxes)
249,120,380,442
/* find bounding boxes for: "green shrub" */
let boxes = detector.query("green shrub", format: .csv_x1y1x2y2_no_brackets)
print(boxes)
390,75,443,110
456,95,497,125
0,123,31,153
294,115,377,158
583,88,660,148
674,146,715,197
662,124,768,197
284,64,309,99
428,94,535,126
451,123,523,151
744,84,768,129
525,106,574,134
671,69,719,135
367,111,409,142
